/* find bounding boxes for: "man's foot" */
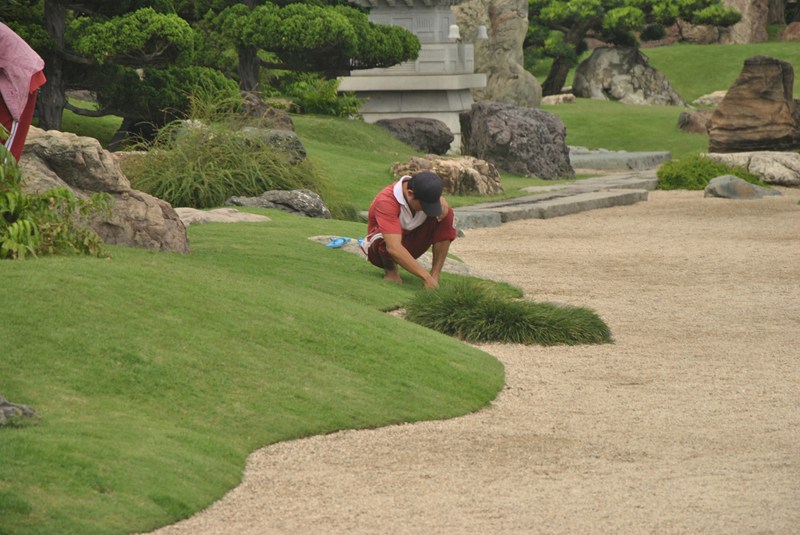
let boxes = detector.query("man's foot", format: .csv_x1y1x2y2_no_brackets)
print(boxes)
384,270,403,284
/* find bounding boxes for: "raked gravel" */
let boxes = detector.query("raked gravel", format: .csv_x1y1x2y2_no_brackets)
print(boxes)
141,188,800,535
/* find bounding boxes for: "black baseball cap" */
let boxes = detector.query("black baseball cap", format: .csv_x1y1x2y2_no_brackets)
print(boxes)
408,171,443,217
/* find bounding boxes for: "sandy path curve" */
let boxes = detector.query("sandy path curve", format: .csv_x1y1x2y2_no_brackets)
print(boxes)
143,189,800,535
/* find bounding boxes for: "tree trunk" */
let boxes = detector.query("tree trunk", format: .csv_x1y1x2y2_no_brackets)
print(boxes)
237,45,260,93
39,1,66,131
794,3,800,22
541,56,572,96
768,0,786,24
236,0,259,93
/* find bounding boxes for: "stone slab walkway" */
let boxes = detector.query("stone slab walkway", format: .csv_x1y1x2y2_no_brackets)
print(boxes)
454,169,658,229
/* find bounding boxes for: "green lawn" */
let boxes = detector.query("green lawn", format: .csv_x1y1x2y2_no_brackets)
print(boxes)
0,210,504,535
535,41,800,159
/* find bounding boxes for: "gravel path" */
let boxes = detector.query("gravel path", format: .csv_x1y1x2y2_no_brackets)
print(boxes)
143,189,800,535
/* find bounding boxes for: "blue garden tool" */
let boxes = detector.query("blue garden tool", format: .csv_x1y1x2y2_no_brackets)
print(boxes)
326,237,351,248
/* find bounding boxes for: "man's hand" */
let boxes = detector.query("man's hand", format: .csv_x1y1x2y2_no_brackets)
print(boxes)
423,274,440,290
437,197,450,222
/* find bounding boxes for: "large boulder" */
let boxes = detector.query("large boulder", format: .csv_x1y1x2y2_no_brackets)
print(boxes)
678,109,715,134
20,128,191,254
704,175,782,199
460,101,573,179
225,190,331,219
572,47,686,106
375,118,454,155
704,152,800,187
719,0,769,44
0,395,39,427
452,0,542,108
390,154,504,196
708,55,800,153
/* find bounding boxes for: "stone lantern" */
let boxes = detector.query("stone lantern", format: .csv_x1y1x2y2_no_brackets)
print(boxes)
338,0,487,152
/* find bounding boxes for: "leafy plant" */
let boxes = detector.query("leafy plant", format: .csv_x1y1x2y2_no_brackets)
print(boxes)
0,144,113,260
283,75,365,118
405,278,613,346
657,154,767,190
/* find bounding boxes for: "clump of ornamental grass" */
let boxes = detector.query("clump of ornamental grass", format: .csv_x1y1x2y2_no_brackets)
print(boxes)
657,154,767,190
404,279,613,346
122,88,359,220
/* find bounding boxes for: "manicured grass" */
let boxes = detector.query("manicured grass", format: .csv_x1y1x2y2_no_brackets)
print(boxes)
0,210,504,535
542,99,709,159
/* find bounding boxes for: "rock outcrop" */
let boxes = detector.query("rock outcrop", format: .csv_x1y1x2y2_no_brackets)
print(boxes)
20,128,191,254
704,175,782,199
226,190,331,218
390,154,503,196
678,109,715,134
708,55,800,153
460,101,573,180
572,47,686,106
0,395,39,427
452,0,542,108
704,152,800,187
376,118,454,155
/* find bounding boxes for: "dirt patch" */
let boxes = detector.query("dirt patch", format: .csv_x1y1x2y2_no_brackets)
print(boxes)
143,189,800,535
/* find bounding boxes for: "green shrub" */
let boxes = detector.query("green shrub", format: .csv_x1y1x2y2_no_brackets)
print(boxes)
657,154,767,190
0,145,112,260
283,75,365,118
123,89,359,219
404,279,613,346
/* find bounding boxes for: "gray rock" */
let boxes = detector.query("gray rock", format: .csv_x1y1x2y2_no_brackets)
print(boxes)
677,19,721,44
541,94,576,105
704,175,782,199
573,47,686,106
452,0,542,108
460,101,573,180
0,395,39,427
375,118,454,155
226,189,331,219
20,127,191,254
234,127,306,165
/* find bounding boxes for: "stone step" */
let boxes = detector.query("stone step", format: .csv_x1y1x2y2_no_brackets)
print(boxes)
459,189,648,223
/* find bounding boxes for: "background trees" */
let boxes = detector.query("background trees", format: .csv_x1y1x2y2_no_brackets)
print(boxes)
4,0,419,132
526,0,743,96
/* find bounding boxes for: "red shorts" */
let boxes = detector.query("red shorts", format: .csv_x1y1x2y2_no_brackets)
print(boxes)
367,208,456,268
0,90,38,163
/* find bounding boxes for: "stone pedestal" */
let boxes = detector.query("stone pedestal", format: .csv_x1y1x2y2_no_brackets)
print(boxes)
340,0,487,153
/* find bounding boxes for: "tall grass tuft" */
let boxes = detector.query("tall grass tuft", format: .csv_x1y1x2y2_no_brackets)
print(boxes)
122,88,359,220
657,154,767,190
405,279,613,346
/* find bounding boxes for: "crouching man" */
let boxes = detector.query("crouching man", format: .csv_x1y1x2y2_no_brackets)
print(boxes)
360,171,456,289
